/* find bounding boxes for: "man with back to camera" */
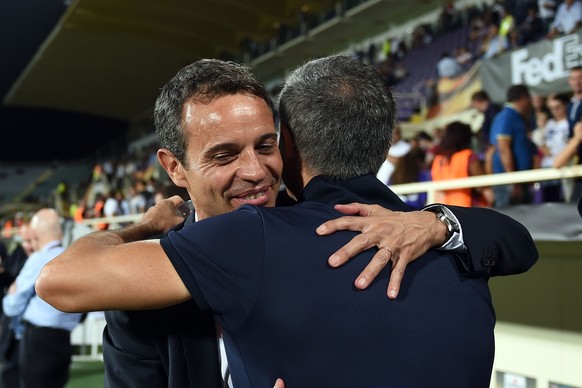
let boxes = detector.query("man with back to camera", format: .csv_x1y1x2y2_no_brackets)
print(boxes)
38,59,540,383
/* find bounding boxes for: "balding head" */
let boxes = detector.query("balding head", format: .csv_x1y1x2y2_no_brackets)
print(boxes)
30,208,63,250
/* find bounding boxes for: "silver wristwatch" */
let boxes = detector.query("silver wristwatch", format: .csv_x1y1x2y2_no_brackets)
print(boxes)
423,204,460,244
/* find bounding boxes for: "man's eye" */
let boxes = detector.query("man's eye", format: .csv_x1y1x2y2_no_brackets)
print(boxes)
257,143,276,153
213,153,236,163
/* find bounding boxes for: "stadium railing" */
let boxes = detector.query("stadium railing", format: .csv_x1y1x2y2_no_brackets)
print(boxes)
79,164,582,230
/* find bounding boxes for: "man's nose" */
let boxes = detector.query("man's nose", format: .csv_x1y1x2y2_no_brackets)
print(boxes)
238,151,268,181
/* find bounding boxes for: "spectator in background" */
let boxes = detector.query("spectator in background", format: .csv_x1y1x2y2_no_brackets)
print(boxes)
471,90,502,160
128,181,147,215
438,0,457,32
2,209,82,388
538,0,557,33
91,192,107,230
436,51,462,79
554,66,582,202
531,93,550,119
517,6,545,46
553,124,582,204
558,66,582,202
481,24,509,59
411,131,434,153
553,121,582,172
424,126,445,169
489,84,535,207
411,130,437,169
431,121,493,207
531,109,550,148
0,223,34,388
102,159,114,185
497,5,516,47
538,93,571,201
547,0,582,39
454,45,474,71
567,66,582,133
376,124,411,186
530,92,551,133
103,189,123,219
389,149,431,209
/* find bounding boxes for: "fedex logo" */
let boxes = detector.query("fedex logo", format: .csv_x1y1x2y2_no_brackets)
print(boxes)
511,34,582,85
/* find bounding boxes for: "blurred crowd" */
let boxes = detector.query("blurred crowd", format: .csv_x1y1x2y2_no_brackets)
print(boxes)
378,74,582,209
2,0,582,236
353,0,582,121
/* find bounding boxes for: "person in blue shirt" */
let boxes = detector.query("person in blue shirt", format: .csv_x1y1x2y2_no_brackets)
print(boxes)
489,84,535,207
2,208,82,388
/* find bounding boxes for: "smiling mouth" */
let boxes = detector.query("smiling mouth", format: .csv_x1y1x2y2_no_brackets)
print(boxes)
241,191,266,200
233,187,272,206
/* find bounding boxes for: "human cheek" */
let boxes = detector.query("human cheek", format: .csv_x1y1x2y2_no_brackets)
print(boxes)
265,152,283,176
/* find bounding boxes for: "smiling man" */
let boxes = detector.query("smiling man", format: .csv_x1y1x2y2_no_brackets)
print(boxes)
163,93,282,218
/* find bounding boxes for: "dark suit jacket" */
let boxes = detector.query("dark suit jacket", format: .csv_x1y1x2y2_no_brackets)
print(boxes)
159,174,531,386
103,176,537,387
103,216,221,388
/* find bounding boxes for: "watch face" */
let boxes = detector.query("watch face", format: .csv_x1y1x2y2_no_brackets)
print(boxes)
440,206,460,232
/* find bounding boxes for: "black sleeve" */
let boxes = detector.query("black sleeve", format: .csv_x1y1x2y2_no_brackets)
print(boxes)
447,206,538,276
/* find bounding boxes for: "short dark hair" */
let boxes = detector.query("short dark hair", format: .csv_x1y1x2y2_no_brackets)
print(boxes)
506,84,531,103
154,59,273,166
439,121,474,159
278,55,396,179
547,92,570,106
471,90,490,102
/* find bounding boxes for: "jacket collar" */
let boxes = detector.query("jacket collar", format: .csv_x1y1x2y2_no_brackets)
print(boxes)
302,174,411,211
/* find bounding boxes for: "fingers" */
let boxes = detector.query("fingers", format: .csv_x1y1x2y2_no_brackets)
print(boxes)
317,216,364,235
317,203,391,235
354,246,394,289
328,234,372,267
333,202,375,216
386,259,406,299
273,378,285,388
332,203,361,215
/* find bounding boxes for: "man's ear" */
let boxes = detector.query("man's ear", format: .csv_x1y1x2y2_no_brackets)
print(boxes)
279,124,298,162
157,148,188,188
279,124,303,201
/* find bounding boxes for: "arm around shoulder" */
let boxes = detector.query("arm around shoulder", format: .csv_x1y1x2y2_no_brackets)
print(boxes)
36,197,191,313
447,205,538,276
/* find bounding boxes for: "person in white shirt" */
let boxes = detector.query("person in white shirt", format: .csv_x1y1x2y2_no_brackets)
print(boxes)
547,0,582,38
540,93,572,201
436,51,462,78
376,124,411,185
538,0,557,33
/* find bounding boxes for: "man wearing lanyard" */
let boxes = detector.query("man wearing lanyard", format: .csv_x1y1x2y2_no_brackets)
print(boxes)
2,208,82,388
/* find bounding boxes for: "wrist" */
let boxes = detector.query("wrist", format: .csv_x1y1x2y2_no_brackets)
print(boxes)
422,204,460,247
118,221,161,242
